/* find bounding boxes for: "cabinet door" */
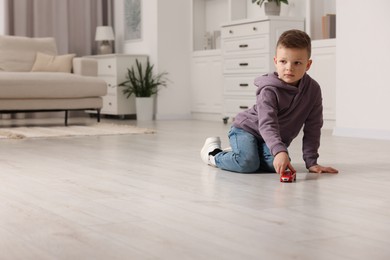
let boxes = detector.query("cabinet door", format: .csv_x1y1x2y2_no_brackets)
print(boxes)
191,54,223,114
308,44,336,121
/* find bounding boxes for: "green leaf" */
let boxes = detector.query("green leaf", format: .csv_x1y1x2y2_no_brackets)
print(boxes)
118,58,170,98
251,0,288,7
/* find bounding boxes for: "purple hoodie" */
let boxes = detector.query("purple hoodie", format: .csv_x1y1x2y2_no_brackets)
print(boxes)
233,72,323,169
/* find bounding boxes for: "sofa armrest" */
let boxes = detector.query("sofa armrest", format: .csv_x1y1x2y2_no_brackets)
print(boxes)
73,57,98,77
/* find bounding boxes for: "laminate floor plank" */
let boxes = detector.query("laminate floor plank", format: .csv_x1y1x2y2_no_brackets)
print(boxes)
0,118,389,259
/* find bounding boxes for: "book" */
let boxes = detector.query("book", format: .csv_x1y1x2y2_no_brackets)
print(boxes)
322,14,336,39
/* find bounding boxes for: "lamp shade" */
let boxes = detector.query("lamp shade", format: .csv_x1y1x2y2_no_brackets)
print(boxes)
95,26,115,41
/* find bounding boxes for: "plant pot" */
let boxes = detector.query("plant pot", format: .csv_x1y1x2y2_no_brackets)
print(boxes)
135,97,154,121
264,2,281,16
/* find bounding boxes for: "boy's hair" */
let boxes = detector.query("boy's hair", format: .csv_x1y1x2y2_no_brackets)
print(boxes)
276,29,312,58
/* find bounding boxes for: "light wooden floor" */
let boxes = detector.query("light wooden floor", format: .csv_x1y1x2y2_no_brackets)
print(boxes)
0,117,390,260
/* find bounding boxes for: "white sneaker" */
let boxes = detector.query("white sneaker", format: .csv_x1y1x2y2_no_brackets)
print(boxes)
200,137,221,166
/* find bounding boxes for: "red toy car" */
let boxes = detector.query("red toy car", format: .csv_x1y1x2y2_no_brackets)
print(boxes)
280,170,296,182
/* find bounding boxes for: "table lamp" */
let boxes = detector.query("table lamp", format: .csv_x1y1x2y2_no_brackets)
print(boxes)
95,26,115,54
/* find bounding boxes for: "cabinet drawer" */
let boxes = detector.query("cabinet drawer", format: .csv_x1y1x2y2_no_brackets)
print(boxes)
224,98,256,115
224,76,257,96
98,58,117,76
101,76,119,95
102,95,117,114
223,35,269,55
222,22,269,39
224,54,270,74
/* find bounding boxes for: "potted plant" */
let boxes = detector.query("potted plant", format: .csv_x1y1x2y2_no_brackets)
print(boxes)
119,59,169,120
252,0,289,16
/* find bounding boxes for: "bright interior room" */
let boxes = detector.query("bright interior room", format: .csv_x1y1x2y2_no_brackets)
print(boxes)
1,1,390,259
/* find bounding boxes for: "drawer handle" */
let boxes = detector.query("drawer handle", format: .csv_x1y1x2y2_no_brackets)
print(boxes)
239,44,248,48
239,83,249,87
239,63,249,67
229,30,233,34
108,102,112,106
108,65,112,69
239,106,249,109
253,27,257,31
107,84,115,88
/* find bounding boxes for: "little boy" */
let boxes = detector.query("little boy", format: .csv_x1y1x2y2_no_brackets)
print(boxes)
201,29,338,175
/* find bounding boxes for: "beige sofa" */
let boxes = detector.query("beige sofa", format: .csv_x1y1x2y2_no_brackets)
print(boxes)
0,35,107,125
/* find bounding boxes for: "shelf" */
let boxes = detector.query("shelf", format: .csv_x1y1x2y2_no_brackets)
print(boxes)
192,0,246,52
305,0,336,40
192,49,222,58
312,38,336,48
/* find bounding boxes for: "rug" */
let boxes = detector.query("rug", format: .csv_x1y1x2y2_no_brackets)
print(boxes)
0,123,155,139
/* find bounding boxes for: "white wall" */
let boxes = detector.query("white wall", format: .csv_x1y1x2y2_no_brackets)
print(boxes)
0,0,5,35
115,0,158,65
333,0,390,139
114,0,192,119
156,0,192,119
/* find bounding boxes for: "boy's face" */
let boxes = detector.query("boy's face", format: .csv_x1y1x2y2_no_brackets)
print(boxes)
274,46,312,86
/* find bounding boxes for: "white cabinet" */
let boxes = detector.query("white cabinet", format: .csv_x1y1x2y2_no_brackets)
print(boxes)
221,17,304,119
191,51,223,116
86,54,148,117
308,39,336,123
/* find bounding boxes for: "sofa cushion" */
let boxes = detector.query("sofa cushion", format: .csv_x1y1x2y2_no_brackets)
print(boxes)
0,72,107,99
0,36,57,72
31,52,76,73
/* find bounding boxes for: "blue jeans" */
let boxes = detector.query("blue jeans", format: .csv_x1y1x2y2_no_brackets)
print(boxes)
214,127,276,173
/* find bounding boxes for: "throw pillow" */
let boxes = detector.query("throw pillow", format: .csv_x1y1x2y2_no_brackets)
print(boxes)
31,52,76,73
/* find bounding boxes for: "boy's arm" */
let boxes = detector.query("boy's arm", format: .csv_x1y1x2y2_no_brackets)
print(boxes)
302,82,338,174
256,88,288,156
302,91,323,169
257,89,292,174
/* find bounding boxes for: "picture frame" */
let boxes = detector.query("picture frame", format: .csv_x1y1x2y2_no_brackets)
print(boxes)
124,0,142,41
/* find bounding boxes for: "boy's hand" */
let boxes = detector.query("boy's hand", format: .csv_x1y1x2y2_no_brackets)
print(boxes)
309,164,338,174
274,152,296,174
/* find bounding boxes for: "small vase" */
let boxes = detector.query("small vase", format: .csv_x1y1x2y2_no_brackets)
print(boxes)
135,97,154,121
264,2,281,16
98,40,113,54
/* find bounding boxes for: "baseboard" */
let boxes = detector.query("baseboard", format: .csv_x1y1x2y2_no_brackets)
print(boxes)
333,127,390,140
155,113,192,120
191,112,223,122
